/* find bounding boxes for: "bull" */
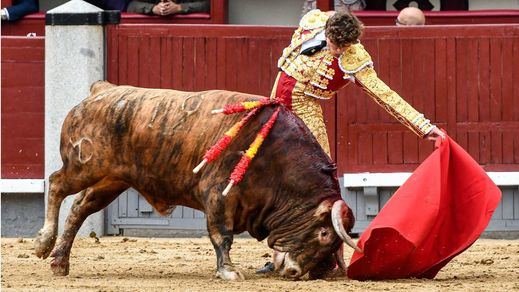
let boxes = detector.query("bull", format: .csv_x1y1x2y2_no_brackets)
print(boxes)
34,81,360,280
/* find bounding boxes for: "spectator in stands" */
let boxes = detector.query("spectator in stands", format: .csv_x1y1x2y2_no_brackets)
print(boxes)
126,0,209,16
1,0,38,22
396,7,426,26
302,0,366,17
394,0,434,11
85,0,131,11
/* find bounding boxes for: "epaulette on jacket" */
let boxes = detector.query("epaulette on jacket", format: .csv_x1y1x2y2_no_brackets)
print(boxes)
278,10,329,69
339,43,374,75
299,9,328,30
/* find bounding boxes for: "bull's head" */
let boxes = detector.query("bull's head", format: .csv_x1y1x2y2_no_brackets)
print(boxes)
268,200,361,279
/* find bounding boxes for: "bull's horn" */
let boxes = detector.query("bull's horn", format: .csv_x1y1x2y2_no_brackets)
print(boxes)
331,200,362,253
193,159,207,174
334,244,348,276
211,109,224,114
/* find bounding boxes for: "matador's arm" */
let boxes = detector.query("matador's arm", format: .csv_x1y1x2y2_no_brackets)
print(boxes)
354,67,435,138
340,43,436,138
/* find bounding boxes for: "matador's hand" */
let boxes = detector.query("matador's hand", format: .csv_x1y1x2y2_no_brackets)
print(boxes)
425,127,446,142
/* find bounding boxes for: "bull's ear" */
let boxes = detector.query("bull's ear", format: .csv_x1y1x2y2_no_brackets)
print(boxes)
273,244,290,252
270,242,293,252
314,200,333,218
267,236,276,249
267,237,290,252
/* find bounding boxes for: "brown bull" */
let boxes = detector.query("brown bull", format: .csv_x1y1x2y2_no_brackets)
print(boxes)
34,81,359,280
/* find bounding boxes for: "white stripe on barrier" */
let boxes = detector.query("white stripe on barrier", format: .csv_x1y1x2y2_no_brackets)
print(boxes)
344,172,519,187
0,179,45,193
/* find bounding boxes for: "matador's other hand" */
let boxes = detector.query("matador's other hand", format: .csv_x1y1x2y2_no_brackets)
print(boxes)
425,127,446,142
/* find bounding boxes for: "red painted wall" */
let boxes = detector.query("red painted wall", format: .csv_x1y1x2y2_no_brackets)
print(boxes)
337,25,519,172
1,36,45,178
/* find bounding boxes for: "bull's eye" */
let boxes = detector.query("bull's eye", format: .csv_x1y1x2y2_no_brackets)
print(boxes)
318,228,333,245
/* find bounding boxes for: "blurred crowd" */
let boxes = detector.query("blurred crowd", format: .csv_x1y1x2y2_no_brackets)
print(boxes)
1,0,210,22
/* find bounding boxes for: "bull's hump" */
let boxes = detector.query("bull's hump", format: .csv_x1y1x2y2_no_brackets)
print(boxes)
90,80,116,96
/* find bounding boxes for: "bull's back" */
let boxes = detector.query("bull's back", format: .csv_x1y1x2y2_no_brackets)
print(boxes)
61,81,262,185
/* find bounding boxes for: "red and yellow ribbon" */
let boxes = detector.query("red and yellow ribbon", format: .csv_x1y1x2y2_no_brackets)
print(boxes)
194,97,282,196
229,107,281,184
204,108,259,162
214,98,277,115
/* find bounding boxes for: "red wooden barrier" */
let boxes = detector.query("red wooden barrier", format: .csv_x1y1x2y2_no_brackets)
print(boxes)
1,36,45,178
338,25,519,172
2,25,518,179
1,13,45,36
107,24,519,173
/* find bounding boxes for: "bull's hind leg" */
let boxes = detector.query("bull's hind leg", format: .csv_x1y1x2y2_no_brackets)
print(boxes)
49,179,128,276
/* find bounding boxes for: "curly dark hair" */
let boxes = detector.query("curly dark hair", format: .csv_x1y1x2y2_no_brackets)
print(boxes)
325,12,363,48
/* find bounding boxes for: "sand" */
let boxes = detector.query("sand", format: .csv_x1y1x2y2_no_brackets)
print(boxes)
1,237,518,291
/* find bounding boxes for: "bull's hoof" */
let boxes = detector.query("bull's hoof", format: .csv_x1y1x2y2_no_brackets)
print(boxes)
34,229,57,259
216,268,245,281
50,256,70,276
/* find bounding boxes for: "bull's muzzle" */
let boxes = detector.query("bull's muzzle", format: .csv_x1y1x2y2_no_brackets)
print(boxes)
273,250,303,279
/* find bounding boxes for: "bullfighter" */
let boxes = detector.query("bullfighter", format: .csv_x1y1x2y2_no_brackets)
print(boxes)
270,9,444,157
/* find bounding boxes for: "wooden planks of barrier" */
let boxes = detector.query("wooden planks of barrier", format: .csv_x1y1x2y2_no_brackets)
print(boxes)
1,36,45,178
2,24,518,178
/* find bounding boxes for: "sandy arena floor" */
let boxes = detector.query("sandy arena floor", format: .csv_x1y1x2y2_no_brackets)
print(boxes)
1,237,518,291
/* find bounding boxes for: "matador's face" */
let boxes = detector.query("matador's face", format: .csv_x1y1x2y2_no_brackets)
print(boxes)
326,37,348,57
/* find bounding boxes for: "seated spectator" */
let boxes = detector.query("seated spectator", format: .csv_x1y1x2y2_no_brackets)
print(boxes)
126,0,209,16
396,7,426,26
1,0,38,22
394,0,434,11
85,0,131,11
302,0,366,17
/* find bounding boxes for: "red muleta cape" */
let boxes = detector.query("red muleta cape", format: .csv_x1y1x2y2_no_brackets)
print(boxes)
347,135,501,280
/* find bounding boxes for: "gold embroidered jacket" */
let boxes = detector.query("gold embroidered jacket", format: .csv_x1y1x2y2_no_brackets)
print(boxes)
273,9,435,155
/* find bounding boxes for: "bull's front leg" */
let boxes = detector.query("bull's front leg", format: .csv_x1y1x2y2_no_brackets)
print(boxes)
205,192,244,281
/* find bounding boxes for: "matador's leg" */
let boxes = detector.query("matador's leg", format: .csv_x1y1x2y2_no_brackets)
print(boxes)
292,99,332,157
